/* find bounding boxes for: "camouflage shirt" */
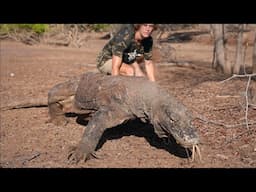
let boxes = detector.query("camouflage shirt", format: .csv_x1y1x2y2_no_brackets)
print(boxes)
96,24,153,68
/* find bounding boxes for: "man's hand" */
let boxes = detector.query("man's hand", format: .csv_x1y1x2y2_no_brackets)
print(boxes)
145,60,156,82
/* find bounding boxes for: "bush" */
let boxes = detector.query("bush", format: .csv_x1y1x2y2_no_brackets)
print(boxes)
0,24,18,33
18,24,49,34
0,24,49,34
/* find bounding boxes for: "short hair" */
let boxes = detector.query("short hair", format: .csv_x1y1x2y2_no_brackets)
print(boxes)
134,24,158,31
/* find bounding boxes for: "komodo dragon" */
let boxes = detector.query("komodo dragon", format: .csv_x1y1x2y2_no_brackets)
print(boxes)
48,72,201,164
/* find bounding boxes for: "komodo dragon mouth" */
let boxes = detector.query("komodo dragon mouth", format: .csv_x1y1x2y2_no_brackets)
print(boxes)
175,139,202,162
185,145,202,162
173,134,202,162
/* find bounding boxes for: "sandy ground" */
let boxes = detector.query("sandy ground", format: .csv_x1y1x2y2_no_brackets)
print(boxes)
0,30,256,168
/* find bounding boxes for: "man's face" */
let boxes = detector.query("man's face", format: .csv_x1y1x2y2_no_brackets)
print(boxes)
138,24,155,38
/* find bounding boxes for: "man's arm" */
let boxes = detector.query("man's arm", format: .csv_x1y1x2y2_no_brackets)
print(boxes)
144,60,156,82
112,55,123,76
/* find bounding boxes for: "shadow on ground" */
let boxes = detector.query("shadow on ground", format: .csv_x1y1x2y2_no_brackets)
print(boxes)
71,115,192,159
96,119,191,159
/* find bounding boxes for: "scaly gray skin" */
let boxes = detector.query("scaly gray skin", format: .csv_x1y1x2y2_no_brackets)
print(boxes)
48,72,199,164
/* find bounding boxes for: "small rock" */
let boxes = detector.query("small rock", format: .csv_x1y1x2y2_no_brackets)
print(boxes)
10,73,15,77
216,154,228,160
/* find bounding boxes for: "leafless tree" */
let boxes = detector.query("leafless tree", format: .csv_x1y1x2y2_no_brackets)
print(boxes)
211,24,232,74
250,26,256,109
253,27,256,74
233,24,246,74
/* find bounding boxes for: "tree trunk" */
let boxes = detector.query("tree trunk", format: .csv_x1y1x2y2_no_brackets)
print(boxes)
210,25,217,69
253,27,256,74
233,24,245,74
250,26,256,109
212,24,231,74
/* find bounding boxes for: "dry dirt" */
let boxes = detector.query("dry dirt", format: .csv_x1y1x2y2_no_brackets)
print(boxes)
1,31,256,168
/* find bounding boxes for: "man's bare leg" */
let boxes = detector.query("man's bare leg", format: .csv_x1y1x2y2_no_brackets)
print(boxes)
131,62,145,77
119,63,135,76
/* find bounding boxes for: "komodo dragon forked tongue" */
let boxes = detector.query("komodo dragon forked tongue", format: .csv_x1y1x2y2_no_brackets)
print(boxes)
191,144,202,162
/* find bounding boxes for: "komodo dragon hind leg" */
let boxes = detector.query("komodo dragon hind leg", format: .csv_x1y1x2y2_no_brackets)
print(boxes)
67,105,133,164
47,77,80,126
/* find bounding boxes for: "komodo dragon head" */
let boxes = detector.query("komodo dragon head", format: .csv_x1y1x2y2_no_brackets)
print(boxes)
153,102,201,162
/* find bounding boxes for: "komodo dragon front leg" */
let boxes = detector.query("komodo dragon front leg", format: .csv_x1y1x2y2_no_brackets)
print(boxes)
67,105,133,164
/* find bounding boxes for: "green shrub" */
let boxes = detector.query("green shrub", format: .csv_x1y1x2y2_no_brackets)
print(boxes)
18,24,49,34
0,24,49,34
0,24,18,33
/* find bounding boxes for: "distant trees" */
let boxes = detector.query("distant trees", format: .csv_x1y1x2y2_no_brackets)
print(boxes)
233,24,246,74
211,24,231,74
253,28,256,74
0,24,112,47
211,24,256,75
252,28,256,107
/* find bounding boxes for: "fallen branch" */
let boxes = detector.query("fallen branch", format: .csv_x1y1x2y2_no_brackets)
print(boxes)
219,127,256,148
195,115,256,129
156,61,195,68
220,73,256,130
215,95,241,98
249,103,256,109
244,76,251,129
22,152,41,165
220,73,256,83
79,63,98,67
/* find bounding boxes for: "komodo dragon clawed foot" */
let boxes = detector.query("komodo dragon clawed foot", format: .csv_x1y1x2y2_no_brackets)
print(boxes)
67,144,98,164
